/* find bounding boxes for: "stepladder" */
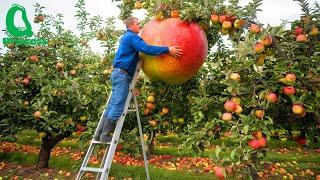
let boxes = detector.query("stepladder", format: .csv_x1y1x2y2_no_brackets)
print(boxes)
76,61,150,180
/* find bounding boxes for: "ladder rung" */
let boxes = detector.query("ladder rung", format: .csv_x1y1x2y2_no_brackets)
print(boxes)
81,167,104,173
91,139,111,145
127,109,137,112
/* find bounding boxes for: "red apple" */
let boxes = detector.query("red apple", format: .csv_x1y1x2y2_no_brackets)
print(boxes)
266,93,278,103
234,105,243,114
34,111,41,119
56,62,63,71
254,43,265,54
296,136,306,146
260,35,273,46
214,166,226,180
222,21,232,29
292,104,304,115
258,137,267,148
285,73,296,82
255,109,264,119
234,19,245,29
140,18,208,84
283,86,296,96
224,100,237,112
222,112,232,121
250,24,260,34
218,15,227,24
248,139,260,149
296,34,308,42
210,14,219,23
22,78,30,86
29,55,39,62
294,26,303,36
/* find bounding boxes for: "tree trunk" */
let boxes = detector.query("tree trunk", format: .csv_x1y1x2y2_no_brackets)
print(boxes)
36,132,70,168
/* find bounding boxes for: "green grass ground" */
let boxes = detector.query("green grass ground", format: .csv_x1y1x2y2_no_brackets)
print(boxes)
0,129,319,179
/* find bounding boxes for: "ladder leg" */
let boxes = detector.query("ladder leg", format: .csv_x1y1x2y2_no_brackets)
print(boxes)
76,142,95,180
134,96,151,180
96,145,109,180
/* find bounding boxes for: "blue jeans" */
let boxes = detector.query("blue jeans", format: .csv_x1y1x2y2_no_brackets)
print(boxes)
104,68,132,122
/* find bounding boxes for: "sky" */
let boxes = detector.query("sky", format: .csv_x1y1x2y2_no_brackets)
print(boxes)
0,0,318,54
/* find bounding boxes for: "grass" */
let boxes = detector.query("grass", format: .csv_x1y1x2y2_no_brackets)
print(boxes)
1,129,320,179
0,151,216,180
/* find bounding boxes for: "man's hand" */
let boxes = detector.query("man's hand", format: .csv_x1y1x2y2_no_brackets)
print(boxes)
168,46,183,59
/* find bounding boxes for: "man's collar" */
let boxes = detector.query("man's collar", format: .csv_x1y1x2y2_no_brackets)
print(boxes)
127,29,134,33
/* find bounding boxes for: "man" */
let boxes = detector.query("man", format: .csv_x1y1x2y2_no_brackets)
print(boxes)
94,17,183,142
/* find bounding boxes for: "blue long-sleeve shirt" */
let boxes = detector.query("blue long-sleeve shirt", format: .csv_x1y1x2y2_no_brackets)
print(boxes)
113,29,169,77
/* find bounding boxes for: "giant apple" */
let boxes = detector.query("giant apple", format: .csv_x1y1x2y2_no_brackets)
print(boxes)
140,18,208,84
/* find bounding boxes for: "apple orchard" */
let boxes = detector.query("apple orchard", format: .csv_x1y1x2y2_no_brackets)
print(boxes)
0,0,320,179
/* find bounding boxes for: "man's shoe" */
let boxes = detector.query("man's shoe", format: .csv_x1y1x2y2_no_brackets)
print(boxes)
99,120,116,142
93,117,107,141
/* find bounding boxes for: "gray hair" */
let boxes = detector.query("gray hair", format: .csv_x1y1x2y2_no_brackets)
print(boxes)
124,17,138,28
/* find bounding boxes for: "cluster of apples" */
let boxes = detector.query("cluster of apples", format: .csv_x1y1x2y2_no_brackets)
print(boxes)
221,97,242,121
248,130,267,149
278,73,306,118
144,94,156,116
210,13,246,35
294,25,319,42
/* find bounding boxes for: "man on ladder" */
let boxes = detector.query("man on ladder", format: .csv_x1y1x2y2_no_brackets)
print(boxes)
94,17,183,143
76,17,182,180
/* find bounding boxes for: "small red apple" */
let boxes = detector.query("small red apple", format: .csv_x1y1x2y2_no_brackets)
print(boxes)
218,15,227,24
254,43,265,54
296,34,308,42
283,86,296,96
258,137,267,148
214,166,226,180
260,35,273,46
285,73,296,82
234,19,245,29
292,104,304,115
294,26,303,36
248,139,260,149
234,105,243,114
22,78,30,86
222,112,232,121
56,62,63,71
34,111,41,119
210,14,219,23
222,21,232,29
250,24,260,34
254,109,264,119
224,100,237,112
29,55,39,62
266,93,278,103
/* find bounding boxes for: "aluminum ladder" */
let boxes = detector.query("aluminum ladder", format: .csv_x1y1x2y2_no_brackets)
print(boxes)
76,61,150,180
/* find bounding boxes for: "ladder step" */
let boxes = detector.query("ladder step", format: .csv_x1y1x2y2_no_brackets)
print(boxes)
127,109,137,112
81,167,104,173
91,139,111,145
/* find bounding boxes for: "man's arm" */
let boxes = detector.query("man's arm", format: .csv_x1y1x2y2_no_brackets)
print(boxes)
131,35,183,58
